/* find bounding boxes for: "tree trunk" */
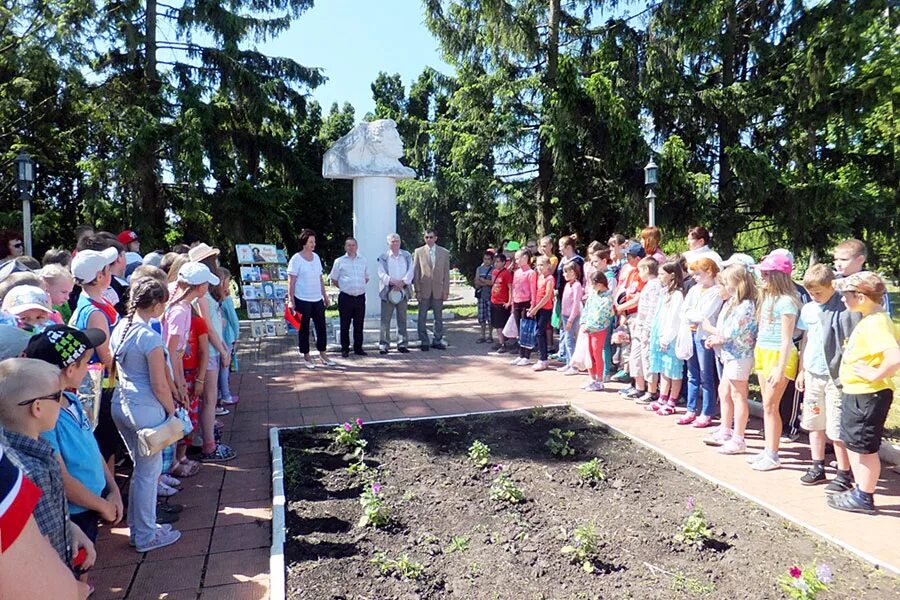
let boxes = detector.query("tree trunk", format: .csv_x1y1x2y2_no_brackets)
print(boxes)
715,0,738,255
536,0,560,236
135,0,164,242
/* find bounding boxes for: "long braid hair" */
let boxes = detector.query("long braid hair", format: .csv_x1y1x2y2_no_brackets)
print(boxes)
119,278,169,348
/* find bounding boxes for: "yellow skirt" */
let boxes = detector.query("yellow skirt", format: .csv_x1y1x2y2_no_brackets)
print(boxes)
754,346,799,381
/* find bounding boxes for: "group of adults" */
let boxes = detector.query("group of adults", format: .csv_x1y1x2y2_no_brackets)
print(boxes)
285,229,451,368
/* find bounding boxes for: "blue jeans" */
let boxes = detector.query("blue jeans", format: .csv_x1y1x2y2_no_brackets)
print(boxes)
112,401,166,547
560,314,580,366
686,332,718,417
218,342,233,401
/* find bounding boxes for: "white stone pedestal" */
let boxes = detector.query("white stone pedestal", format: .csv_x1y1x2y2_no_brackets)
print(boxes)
353,177,397,317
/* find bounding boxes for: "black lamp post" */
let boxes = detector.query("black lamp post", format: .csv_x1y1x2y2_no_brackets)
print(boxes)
644,157,658,227
14,152,35,256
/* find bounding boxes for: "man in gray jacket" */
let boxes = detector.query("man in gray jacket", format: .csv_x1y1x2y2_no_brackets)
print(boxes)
376,234,414,354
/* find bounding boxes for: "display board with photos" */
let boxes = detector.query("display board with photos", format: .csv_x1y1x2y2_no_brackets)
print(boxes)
235,244,290,338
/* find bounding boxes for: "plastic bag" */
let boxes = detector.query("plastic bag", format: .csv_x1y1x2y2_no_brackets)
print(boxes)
502,312,518,339
675,323,694,361
519,316,538,350
570,330,592,371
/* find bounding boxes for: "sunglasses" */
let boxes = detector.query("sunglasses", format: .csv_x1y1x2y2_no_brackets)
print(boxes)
12,242,23,248
17,391,64,406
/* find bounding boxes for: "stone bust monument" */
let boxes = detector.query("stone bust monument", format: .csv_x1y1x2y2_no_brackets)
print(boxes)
322,119,416,180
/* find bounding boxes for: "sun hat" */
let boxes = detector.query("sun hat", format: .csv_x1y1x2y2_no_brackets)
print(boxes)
142,251,163,267
71,247,118,283
117,230,139,245
0,258,32,282
177,262,220,286
757,253,793,275
25,324,107,369
833,271,886,298
0,323,32,359
505,241,521,252
769,248,794,263
625,241,646,258
1,285,52,315
388,289,405,304
721,253,756,269
188,243,220,263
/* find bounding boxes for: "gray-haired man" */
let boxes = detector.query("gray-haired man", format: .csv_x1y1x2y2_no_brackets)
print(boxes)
376,234,414,354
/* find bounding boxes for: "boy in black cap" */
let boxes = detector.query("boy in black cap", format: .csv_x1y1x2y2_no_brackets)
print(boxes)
25,325,124,547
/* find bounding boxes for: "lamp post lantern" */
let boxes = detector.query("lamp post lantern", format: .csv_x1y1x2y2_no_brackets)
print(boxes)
644,157,658,227
14,152,35,256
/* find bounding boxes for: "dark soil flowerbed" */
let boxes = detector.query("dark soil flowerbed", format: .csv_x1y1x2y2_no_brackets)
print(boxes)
280,407,899,599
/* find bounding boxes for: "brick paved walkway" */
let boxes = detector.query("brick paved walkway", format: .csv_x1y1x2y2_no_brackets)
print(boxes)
91,320,899,599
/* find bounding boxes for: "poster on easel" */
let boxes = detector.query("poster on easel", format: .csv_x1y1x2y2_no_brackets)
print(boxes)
236,243,291,338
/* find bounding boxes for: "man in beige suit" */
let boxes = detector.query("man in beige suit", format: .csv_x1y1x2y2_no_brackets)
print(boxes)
413,229,450,350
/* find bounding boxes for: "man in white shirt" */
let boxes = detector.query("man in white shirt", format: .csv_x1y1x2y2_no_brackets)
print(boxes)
329,238,370,358
376,233,414,354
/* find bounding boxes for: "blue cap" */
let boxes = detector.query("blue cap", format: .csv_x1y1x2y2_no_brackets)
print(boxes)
625,242,645,258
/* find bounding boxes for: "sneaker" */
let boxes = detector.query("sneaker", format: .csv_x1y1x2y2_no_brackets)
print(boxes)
827,489,876,515
160,474,182,488
199,444,237,463
157,482,179,497
510,357,523,365
397,347,410,354
517,358,532,367
611,370,631,383
215,406,230,416
556,364,570,372
718,438,746,455
155,510,179,525
548,353,561,362
491,342,502,351
532,360,548,372
633,391,655,405
588,381,605,392
780,431,800,444
703,427,731,446
221,395,239,405
800,465,827,485
692,415,714,429
157,501,184,514
618,386,636,396
563,366,580,376
496,346,508,354
676,412,697,426
751,453,781,471
825,474,855,495
136,527,182,553
745,451,766,464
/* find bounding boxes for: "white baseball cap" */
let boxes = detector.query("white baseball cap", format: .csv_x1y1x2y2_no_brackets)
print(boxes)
177,262,220,286
721,253,756,269
1,285,53,315
71,247,118,283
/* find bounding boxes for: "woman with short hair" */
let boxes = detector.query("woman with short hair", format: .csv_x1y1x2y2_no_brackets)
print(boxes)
287,229,333,369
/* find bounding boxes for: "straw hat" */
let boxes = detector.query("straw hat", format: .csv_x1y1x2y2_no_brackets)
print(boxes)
188,243,220,263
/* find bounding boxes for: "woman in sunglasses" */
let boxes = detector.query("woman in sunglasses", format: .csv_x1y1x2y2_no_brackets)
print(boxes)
0,229,24,263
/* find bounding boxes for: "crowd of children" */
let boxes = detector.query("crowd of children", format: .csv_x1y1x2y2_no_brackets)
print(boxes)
0,228,243,596
476,231,898,515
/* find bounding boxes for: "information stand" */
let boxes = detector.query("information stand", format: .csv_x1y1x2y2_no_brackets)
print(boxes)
235,243,290,338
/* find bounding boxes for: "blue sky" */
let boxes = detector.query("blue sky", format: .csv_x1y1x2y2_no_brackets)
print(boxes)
259,0,451,118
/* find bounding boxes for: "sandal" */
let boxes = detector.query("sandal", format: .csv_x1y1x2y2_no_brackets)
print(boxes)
170,459,201,478
827,489,876,515
320,357,337,367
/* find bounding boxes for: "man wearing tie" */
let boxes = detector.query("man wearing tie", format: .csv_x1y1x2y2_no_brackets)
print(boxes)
413,229,451,350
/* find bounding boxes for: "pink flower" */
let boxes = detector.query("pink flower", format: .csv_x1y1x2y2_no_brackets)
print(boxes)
372,483,381,494
686,496,695,510
355,418,364,427
492,464,502,472
789,566,802,579
343,423,352,432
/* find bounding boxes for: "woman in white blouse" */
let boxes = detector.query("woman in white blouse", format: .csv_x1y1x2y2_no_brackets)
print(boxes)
287,229,333,368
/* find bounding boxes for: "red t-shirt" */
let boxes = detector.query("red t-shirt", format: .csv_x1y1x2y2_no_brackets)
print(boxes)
535,273,555,310
0,444,42,551
182,314,209,371
490,268,513,305
622,268,646,315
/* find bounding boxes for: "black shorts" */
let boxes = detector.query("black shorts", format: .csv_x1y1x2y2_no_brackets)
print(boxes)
841,389,893,454
70,509,100,544
491,303,511,329
94,387,122,462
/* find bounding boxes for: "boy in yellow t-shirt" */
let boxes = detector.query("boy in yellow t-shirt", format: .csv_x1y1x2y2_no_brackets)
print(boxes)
829,272,899,515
